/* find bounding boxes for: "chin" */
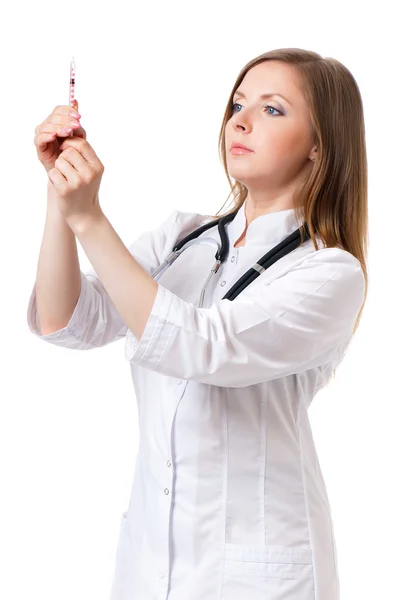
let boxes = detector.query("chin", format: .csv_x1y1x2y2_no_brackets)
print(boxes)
227,165,253,183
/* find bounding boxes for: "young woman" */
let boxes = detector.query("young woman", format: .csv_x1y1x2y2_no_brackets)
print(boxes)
28,47,368,600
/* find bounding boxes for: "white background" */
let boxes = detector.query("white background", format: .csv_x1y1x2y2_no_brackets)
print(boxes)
1,1,395,599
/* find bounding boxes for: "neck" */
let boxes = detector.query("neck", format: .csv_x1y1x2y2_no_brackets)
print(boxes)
244,196,294,227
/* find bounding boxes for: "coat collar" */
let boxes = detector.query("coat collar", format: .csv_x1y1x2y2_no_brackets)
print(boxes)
227,200,305,247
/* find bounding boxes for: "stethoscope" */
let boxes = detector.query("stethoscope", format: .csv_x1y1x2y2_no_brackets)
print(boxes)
151,209,311,307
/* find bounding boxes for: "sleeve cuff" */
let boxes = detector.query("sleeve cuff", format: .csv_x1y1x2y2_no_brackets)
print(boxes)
124,283,179,367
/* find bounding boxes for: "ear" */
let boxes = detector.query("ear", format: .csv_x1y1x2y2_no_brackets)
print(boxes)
309,146,317,160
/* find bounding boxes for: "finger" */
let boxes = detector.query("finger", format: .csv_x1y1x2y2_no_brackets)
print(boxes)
59,136,88,152
34,128,71,149
37,109,81,134
47,167,68,191
50,114,81,127
34,126,87,151
54,153,81,184
66,124,86,139
57,147,87,173
36,118,81,135
35,131,58,148
49,104,80,120
35,124,82,142
58,138,103,169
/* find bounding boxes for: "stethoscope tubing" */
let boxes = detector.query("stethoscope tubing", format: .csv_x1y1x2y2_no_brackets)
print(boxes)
151,210,311,304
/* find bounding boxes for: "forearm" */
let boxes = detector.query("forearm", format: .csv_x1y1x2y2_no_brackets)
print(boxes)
70,213,159,341
35,182,82,334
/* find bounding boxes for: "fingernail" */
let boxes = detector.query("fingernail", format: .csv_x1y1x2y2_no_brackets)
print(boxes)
70,112,80,119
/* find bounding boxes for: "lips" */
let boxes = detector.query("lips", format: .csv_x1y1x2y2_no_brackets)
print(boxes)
230,142,253,152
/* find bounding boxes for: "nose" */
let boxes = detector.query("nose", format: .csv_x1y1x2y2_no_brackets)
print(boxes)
234,120,252,135
232,108,253,133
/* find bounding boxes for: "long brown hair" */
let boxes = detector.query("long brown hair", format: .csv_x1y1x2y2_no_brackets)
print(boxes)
205,48,368,379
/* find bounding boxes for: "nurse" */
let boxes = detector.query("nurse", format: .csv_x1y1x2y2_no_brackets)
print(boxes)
28,47,368,600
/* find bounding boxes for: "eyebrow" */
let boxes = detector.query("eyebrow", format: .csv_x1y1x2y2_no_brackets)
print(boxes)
232,89,292,107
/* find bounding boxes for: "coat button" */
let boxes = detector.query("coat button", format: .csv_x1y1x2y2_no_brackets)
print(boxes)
167,460,171,467
220,281,226,287
164,488,169,495
158,571,166,579
231,256,235,262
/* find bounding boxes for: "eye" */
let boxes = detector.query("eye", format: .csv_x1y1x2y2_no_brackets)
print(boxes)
231,102,282,116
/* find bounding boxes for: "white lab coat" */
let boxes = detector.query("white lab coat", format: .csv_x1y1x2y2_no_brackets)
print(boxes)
27,201,365,600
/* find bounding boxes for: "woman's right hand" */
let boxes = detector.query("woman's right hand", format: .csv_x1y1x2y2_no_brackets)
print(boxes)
34,100,87,174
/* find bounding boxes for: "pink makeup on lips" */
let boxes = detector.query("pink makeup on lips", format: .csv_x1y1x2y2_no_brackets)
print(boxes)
230,147,254,155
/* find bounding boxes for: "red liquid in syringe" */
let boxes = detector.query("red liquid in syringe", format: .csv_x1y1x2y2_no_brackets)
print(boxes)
69,57,76,136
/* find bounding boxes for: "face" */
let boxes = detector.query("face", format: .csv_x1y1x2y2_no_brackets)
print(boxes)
225,60,316,196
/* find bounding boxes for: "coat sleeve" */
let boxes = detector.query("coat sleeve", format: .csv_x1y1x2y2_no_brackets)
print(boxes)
124,247,365,387
26,209,190,350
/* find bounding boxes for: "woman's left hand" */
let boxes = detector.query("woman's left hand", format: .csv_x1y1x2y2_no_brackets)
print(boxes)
47,137,105,231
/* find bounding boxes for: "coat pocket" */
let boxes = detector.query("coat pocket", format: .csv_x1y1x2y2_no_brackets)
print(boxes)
108,512,135,600
221,543,314,600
